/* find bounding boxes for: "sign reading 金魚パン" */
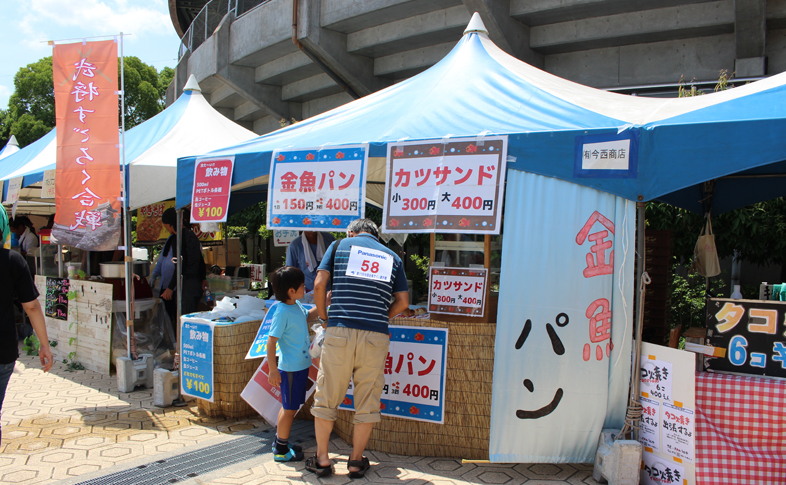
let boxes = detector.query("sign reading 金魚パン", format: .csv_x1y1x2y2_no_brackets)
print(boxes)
428,267,487,317
191,157,234,224
339,325,448,424
266,145,368,231
382,136,507,234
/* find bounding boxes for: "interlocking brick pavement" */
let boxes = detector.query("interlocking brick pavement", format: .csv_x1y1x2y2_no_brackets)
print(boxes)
1,349,601,485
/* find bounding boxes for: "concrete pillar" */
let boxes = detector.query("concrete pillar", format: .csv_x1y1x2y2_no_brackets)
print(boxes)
213,10,294,121
735,0,766,76
296,0,388,97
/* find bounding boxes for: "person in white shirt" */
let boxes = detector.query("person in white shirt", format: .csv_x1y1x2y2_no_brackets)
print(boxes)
10,217,39,257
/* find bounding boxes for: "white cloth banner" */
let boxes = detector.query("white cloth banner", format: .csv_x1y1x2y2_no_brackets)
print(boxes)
490,171,635,463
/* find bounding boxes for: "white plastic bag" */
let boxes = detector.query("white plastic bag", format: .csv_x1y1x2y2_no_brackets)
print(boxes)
309,324,325,359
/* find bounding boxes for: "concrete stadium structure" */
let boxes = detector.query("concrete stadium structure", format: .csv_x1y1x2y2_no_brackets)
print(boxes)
169,0,786,135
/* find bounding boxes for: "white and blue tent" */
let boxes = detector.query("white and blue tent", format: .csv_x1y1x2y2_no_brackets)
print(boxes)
0,75,256,210
174,14,786,464
0,135,20,160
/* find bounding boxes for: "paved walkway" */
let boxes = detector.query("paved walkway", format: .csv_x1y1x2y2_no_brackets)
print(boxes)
1,352,602,485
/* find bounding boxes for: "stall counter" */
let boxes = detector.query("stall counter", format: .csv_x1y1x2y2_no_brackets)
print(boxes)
35,276,113,374
332,316,496,460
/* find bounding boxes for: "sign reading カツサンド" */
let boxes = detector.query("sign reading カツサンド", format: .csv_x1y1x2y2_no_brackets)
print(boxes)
382,136,507,234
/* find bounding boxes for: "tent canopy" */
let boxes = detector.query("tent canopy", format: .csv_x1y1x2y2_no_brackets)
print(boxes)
0,135,20,160
176,15,786,215
0,75,257,210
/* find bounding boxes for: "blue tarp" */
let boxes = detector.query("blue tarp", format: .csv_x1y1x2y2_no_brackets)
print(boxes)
176,24,786,214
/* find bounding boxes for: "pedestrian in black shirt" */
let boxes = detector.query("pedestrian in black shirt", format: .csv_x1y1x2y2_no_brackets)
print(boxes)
0,205,53,443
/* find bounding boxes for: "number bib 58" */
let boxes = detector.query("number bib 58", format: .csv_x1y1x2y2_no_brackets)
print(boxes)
345,246,394,282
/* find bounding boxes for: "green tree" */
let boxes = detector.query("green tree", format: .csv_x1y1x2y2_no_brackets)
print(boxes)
0,56,174,147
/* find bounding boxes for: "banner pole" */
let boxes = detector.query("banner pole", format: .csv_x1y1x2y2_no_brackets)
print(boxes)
119,32,135,360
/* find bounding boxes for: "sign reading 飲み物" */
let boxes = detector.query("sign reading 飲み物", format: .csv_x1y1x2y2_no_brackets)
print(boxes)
574,131,638,179
382,136,507,234
191,157,234,224
428,267,487,317
339,325,448,424
180,318,215,402
267,145,368,231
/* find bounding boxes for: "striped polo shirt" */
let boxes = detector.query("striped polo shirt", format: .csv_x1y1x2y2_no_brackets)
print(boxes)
318,233,408,334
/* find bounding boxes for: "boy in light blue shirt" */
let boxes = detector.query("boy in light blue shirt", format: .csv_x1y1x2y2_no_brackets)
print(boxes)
267,266,319,462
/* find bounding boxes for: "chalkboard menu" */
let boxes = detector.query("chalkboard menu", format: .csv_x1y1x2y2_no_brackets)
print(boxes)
706,298,786,378
45,277,69,321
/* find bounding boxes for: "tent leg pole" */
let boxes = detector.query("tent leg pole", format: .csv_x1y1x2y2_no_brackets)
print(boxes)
630,201,647,441
173,208,187,406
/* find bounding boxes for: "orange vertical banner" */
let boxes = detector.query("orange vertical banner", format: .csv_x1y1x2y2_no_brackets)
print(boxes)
52,40,122,251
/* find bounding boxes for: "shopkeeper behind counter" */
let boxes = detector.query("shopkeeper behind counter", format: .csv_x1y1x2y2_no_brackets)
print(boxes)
286,231,335,292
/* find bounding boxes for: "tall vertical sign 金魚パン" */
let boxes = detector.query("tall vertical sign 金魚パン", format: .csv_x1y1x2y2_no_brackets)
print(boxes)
382,136,507,234
489,172,635,463
191,157,234,224
51,40,122,251
267,145,368,231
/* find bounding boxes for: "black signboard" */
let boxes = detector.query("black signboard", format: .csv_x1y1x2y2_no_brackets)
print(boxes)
45,277,69,321
706,298,786,378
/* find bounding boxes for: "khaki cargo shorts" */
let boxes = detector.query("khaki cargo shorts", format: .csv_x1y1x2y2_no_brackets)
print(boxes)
311,326,390,424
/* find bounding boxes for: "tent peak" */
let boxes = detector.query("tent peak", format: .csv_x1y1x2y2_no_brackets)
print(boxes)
7,135,18,147
464,12,488,36
183,74,202,93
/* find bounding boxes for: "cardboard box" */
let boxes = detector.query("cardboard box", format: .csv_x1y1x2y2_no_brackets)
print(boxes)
203,238,241,268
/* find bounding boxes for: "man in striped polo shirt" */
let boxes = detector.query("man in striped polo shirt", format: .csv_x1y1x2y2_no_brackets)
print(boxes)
307,219,409,478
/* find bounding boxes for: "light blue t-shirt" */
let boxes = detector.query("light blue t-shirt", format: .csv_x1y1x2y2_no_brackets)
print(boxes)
268,301,311,372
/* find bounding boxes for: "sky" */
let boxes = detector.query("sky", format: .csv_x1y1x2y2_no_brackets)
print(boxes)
0,0,182,109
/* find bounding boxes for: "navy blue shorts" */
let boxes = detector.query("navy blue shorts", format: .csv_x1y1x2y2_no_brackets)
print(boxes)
279,368,310,410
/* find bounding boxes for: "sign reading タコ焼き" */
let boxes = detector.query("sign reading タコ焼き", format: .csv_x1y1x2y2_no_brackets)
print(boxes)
638,342,696,485
339,325,448,424
382,136,507,234
191,157,234,224
428,267,487,317
267,145,368,231
706,298,786,378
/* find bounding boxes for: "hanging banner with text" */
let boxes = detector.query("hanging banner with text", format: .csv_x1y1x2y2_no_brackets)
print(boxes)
639,342,696,485
191,157,234,224
706,298,786,378
5,177,23,205
42,170,56,199
51,40,122,251
180,318,215,402
274,229,299,247
339,325,448,424
267,145,368,231
428,266,487,317
137,199,223,245
382,136,507,234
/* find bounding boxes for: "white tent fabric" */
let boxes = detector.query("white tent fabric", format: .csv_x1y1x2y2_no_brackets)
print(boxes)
0,75,256,210
0,135,20,160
